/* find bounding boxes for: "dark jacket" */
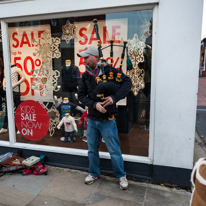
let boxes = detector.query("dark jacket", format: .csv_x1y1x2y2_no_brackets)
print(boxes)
78,65,132,121
61,64,80,92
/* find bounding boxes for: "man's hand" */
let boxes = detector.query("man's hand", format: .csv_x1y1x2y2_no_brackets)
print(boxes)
95,102,107,113
102,96,114,107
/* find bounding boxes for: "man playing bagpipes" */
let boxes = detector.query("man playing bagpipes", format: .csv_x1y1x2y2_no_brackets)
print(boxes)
77,20,132,190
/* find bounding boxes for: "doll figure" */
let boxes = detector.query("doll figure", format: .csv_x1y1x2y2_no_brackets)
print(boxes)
57,97,85,141
77,109,88,142
57,113,77,143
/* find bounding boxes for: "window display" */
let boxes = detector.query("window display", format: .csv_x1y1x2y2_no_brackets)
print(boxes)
5,10,152,157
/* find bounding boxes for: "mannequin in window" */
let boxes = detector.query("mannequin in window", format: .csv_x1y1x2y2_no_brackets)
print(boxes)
57,97,85,141
57,113,77,143
0,62,26,134
57,97,85,118
61,60,80,104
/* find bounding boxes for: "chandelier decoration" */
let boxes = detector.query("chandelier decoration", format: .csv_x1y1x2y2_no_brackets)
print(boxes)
32,31,61,63
31,63,60,96
40,102,60,136
62,20,78,44
126,34,145,96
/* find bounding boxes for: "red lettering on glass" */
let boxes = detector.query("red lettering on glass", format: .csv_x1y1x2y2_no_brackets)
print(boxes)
20,79,30,96
20,32,31,47
12,32,19,48
30,78,34,96
79,27,88,45
112,26,121,43
103,26,110,44
31,31,35,47
79,57,86,67
89,28,102,45
14,57,22,70
24,56,34,76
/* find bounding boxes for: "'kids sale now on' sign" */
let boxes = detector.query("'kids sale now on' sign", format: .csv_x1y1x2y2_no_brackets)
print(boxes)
15,100,50,141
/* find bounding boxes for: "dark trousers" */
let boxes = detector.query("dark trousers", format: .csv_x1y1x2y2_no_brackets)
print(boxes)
65,131,74,139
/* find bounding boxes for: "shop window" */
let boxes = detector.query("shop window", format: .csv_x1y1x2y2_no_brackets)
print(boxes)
6,10,152,157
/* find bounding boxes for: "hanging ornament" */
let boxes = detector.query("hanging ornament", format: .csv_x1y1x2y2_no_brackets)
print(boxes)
126,64,145,96
62,20,78,44
32,31,61,63
126,34,145,96
31,62,60,96
41,102,60,136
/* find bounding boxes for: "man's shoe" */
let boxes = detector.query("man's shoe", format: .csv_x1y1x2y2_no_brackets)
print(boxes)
119,176,128,190
84,174,100,185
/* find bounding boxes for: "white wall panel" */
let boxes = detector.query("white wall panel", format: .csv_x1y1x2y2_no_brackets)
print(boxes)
153,0,203,169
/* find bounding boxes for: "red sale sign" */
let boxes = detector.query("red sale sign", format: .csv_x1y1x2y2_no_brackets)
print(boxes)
75,19,128,74
15,100,50,141
8,25,53,101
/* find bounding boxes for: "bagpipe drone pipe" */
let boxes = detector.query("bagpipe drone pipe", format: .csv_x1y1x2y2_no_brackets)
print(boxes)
93,19,128,120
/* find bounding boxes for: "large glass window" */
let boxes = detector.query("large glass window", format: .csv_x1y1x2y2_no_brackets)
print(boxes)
6,10,152,156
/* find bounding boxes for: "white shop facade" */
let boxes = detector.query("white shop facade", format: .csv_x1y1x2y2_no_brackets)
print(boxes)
0,0,203,187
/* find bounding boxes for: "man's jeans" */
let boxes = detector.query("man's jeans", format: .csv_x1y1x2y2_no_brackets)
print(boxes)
87,118,126,178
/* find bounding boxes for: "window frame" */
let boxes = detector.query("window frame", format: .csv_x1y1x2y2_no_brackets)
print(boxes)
0,3,159,165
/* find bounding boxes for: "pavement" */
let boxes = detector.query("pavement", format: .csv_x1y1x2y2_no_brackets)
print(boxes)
1,77,206,206
0,165,192,206
1,130,205,206
196,77,206,143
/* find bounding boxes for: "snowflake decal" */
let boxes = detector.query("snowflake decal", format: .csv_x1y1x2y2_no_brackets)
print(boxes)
33,31,61,63
31,62,60,96
127,34,145,54
62,20,78,44
139,19,151,42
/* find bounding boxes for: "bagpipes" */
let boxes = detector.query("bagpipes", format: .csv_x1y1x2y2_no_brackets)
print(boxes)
93,19,128,120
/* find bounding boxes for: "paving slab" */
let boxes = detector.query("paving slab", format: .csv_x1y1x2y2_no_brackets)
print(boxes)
27,195,84,206
144,187,191,206
0,173,12,182
40,171,100,204
196,108,206,145
0,167,61,195
86,193,143,206
0,182,35,206
94,178,146,203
